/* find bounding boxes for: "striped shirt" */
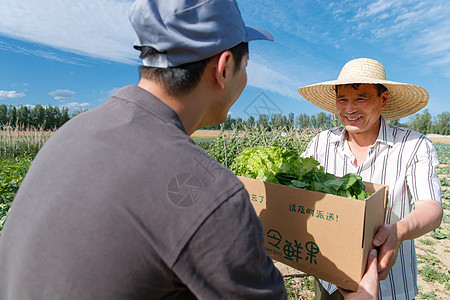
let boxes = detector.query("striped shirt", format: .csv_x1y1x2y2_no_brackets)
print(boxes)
302,117,442,300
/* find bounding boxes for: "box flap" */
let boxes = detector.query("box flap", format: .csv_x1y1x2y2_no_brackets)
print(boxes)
360,183,388,277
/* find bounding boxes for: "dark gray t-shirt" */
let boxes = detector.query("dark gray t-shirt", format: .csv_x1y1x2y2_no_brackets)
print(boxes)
0,85,286,299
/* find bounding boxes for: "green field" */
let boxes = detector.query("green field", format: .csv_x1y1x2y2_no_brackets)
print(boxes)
1,127,449,299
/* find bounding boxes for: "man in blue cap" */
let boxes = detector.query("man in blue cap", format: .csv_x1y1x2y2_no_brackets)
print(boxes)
0,1,378,299
0,0,284,299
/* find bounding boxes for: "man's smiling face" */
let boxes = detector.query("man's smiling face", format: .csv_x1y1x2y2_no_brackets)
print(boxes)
335,84,388,138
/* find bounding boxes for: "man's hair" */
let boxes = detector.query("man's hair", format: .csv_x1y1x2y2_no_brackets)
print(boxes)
138,42,249,96
335,83,388,97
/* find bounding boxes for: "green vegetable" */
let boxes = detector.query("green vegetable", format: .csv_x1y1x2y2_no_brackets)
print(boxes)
230,146,301,183
429,227,450,239
232,146,371,200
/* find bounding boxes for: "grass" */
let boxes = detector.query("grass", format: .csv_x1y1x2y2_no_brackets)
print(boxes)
0,125,51,159
284,275,315,299
418,238,436,246
284,278,301,299
418,265,450,284
418,289,439,299
0,126,50,230
0,156,33,230
416,250,450,293
417,253,440,265
443,199,450,210
300,276,315,292
202,125,320,168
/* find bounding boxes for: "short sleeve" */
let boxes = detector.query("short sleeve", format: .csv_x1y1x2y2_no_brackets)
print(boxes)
406,138,442,204
172,188,287,299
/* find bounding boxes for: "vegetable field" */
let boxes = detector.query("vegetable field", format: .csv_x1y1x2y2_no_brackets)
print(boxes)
1,127,449,299
415,143,450,299
200,129,450,299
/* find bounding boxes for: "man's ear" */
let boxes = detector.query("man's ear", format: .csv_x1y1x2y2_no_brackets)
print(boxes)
214,51,233,90
381,90,389,109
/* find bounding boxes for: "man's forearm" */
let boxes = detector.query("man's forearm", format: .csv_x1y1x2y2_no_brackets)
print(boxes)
372,199,443,279
396,199,443,242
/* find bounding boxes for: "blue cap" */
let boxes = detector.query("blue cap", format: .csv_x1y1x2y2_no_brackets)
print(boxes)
129,0,274,67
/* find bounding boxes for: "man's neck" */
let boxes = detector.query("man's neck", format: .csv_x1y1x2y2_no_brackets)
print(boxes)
347,131,378,149
346,119,381,166
137,79,208,136
346,118,381,148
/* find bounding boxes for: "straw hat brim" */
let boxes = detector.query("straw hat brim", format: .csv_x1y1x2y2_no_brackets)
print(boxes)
298,78,429,120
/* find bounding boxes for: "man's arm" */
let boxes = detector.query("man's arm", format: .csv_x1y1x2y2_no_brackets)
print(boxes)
173,188,287,299
373,137,443,280
372,199,442,279
339,249,379,300
342,200,441,299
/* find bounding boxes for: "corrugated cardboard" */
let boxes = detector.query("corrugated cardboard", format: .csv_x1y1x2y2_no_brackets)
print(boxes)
238,176,388,291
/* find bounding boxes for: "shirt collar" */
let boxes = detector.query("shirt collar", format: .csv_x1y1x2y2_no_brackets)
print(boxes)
376,116,395,147
111,85,187,134
329,126,345,146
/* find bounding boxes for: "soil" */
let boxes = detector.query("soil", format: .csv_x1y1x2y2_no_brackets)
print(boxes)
428,137,450,144
191,130,243,139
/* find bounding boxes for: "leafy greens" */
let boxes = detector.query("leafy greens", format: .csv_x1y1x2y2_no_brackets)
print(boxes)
231,146,371,200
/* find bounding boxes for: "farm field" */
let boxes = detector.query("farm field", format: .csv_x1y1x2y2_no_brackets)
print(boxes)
196,130,450,299
1,128,449,299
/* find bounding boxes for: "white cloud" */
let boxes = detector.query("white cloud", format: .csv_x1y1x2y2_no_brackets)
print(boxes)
355,0,393,18
0,90,26,100
60,102,90,111
247,60,300,100
325,0,450,78
0,41,90,65
413,12,450,64
0,0,138,64
49,89,76,101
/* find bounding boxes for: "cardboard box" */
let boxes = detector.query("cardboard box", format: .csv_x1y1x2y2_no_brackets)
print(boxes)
238,176,388,291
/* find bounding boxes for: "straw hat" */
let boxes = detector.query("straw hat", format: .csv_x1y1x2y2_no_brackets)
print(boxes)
297,58,429,120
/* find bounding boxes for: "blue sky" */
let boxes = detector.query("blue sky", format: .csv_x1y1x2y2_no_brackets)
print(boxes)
0,0,449,122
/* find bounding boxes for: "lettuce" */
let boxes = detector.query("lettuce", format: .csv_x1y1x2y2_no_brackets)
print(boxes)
232,146,371,200
230,146,300,183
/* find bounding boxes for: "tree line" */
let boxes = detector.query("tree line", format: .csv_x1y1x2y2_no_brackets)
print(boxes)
204,110,450,136
403,110,450,136
202,112,340,131
1,104,449,135
0,104,71,131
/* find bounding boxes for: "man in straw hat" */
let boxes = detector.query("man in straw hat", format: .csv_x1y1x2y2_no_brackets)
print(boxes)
299,58,443,299
0,1,380,299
